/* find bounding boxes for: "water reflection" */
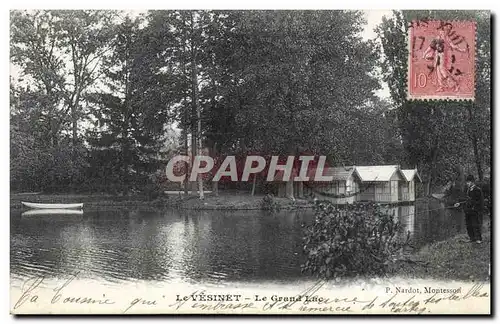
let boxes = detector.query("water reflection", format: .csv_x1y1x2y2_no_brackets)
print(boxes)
391,201,464,247
10,209,309,284
10,201,464,284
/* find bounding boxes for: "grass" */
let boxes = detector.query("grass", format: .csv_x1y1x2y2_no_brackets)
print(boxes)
394,221,491,281
173,191,312,210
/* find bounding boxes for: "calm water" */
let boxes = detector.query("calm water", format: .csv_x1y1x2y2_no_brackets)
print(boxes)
10,202,464,284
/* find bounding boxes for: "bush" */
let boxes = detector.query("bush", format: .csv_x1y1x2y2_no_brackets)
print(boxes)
301,201,401,279
261,194,281,212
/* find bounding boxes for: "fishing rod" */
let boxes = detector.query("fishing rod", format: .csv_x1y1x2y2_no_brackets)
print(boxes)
390,200,469,219
312,198,470,219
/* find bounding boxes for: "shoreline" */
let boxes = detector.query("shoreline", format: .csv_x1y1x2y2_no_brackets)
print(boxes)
10,192,314,211
10,192,431,211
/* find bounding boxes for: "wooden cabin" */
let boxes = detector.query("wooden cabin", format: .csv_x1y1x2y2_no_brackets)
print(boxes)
275,164,420,204
356,165,405,203
399,169,422,202
302,166,361,204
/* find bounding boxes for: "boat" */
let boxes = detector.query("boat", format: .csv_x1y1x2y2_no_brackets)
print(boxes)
21,202,84,209
430,193,446,200
22,209,84,216
164,191,212,195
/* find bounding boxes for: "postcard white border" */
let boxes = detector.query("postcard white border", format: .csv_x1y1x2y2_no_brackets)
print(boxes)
3,0,498,322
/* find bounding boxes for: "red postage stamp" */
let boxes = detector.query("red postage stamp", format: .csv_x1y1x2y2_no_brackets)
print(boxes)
408,20,476,100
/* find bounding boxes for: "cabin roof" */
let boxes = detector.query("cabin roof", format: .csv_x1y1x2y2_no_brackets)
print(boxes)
301,166,357,181
275,165,418,183
401,169,422,182
323,166,357,181
354,165,401,182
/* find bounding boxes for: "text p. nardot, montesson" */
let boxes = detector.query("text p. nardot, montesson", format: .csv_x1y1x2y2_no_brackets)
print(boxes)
385,287,462,294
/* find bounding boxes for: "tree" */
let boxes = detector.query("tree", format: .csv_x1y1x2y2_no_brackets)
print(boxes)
10,80,87,193
224,11,381,198
10,10,115,150
143,10,243,199
87,14,174,193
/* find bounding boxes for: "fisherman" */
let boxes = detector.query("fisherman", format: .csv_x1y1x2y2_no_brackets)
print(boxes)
455,175,484,243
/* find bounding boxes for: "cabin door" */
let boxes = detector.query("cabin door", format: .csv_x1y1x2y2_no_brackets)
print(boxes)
391,180,398,201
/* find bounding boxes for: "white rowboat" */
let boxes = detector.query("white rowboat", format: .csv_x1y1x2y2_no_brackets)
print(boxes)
431,194,446,200
21,202,84,209
164,191,212,195
22,209,84,216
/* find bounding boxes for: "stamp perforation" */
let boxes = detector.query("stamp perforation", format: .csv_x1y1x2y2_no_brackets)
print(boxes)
406,19,477,101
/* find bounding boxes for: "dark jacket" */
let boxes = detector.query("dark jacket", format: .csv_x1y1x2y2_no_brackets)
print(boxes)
464,184,483,214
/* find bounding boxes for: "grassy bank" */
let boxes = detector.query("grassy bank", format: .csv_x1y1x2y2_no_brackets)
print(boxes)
10,192,313,211
394,224,491,281
174,192,312,210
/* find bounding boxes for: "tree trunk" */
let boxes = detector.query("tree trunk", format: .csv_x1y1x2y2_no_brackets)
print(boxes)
190,131,198,194
278,184,285,198
181,29,190,195
297,181,304,198
456,165,466,201
286,180,294,200
71,104,78,148
122,144,129,196
471,132,484,181
212,180,219,196
196,87,203,199
182,129,189,194
211,143,219,196
69,103,78,194
426,136,440,195
251,176,257,196
467,105,484,181
190,13,203,200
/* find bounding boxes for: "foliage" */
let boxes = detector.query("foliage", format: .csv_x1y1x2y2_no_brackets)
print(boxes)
301,201,401,279
229,11,381,155
10,10,116,146
10,10,489,197
10,124,87,192
86,16,168,193
261,194,281,212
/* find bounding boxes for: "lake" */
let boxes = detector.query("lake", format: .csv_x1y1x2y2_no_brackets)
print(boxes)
10,201,465,285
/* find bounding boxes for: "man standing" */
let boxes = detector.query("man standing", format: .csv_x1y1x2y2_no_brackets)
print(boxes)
456,175,484,243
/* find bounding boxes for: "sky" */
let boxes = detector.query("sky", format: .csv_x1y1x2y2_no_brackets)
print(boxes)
362,10,394,99
362,10,393,40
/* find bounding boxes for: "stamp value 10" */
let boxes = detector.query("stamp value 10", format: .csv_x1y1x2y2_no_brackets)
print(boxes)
407,20,476,100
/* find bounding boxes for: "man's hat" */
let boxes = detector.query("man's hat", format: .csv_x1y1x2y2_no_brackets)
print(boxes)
466,175,475,182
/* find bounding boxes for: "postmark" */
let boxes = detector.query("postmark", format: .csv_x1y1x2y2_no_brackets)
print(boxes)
10,10,491,316
407,20,476,100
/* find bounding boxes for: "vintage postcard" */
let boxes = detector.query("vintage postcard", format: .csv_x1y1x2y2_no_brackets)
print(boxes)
9,9,491,315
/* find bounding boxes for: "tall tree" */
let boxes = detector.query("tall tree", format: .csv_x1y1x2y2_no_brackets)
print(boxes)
144,10,234,199
10,10,115,149
227,11,381,198
87,14,174,193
